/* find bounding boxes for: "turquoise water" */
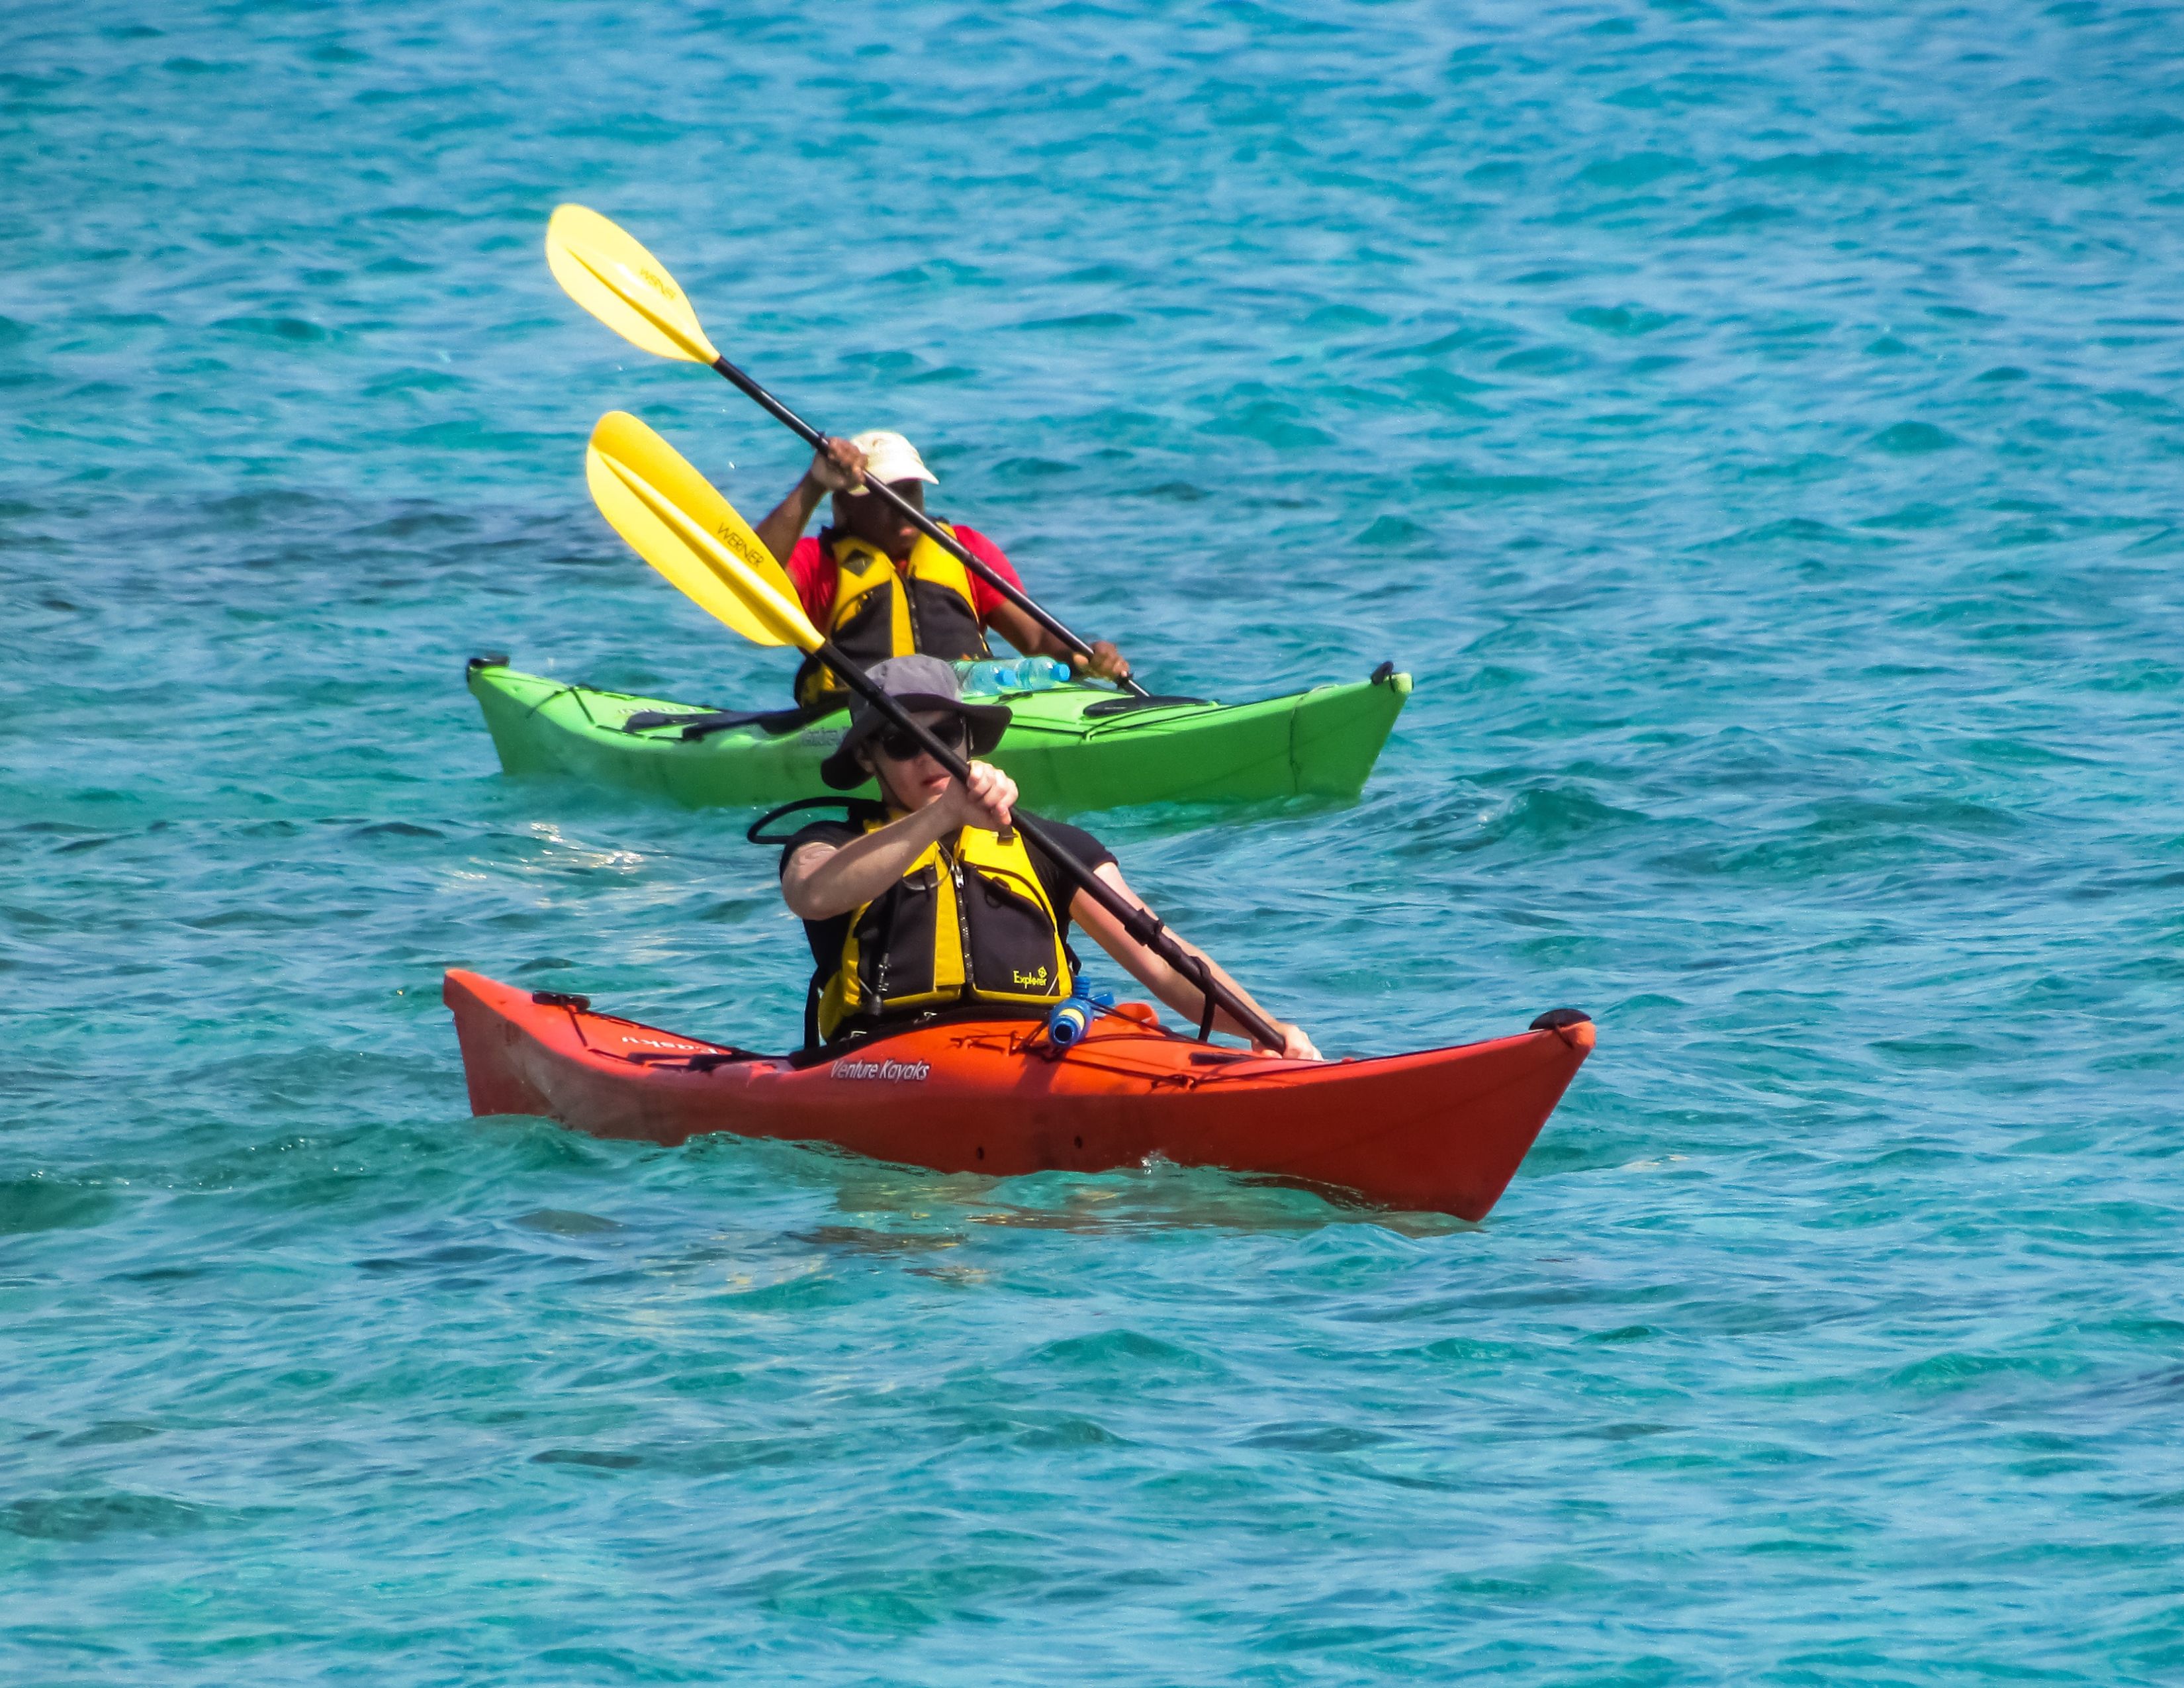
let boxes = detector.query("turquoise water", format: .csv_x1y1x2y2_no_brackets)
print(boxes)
7,0,2184,1677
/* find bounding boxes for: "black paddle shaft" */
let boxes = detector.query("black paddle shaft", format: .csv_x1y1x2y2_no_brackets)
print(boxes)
709,354,1153,699
820,638,1285,1051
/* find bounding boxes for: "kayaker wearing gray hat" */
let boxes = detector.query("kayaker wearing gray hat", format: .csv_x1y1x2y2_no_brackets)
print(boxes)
780,655,1316,1060
813,650,1013,794
754,430,1132,709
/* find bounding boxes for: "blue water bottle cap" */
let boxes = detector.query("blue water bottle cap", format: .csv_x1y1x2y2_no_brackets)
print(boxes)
1046,998,1093,1048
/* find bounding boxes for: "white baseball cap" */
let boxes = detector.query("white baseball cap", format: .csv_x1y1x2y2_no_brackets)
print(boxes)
846,429,937,488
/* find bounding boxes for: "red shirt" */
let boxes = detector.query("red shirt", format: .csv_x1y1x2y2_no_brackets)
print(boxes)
786,524,1024,629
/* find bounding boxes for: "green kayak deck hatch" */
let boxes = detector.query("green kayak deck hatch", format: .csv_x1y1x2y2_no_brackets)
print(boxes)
465,657,1410,816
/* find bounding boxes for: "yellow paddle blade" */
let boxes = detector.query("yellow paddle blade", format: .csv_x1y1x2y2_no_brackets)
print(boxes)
547,204,720,365
585,412,823,653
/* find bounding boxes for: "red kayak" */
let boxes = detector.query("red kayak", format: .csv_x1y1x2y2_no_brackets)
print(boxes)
443,969,1595,1221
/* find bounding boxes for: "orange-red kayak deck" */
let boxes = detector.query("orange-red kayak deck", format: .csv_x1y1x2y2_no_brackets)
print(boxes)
443,969,1594,1221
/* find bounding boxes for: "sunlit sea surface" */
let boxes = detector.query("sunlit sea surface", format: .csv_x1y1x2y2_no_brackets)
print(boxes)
6,1,2183,1679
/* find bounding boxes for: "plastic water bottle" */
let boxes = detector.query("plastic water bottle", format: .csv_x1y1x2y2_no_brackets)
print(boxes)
1044,986,1115,1049
955,656,1073,696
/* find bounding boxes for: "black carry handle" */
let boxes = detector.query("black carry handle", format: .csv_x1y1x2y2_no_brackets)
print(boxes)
711,354,1153,700
821,637,1285,1051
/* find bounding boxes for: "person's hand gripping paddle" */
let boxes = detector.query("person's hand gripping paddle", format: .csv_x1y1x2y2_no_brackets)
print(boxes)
583,410,1289,1052
547,204,1150,698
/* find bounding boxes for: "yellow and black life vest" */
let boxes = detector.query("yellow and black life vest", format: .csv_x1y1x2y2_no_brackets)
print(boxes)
794,525,993,709
815,814,1073,1042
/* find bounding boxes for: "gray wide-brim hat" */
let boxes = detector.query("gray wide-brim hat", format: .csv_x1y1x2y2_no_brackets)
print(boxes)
819,654,1012,791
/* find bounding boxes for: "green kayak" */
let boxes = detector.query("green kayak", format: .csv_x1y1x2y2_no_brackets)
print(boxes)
466,657,1410,814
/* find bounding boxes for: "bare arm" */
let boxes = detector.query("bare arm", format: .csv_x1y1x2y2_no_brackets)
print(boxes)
780,763,1017,920
1069,863,1318,1059
754,438,867,567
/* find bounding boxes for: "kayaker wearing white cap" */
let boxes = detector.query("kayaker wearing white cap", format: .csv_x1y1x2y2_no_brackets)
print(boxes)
778,655,1316,1060
754,430,1133,710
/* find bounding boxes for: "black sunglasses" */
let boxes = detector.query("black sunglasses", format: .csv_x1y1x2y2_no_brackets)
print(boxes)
875,716,970,761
